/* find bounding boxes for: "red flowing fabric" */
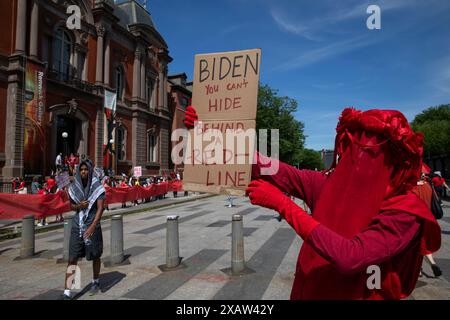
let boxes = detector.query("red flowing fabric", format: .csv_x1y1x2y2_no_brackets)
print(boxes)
0,181,184,219
0,190,71,219
291,108,441,300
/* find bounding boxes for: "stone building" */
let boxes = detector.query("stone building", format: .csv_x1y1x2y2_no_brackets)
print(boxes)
0,0,175,189
167,73,192,173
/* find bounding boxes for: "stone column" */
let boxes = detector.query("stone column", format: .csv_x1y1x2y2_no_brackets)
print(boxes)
132,48,141,99
15,0,27,54
95,25,105,85
231,214,245,274
158,70,164,109
150,79,156,110
95,107,104,167
62,216,73,262
163,67,168,110
2,56,26,180
20,215,35,258
110,215,124,265
104,36,110,86
29,0,39,59
131,115,138,166
140,58,146,101
166,215,181,268
160,123,169,170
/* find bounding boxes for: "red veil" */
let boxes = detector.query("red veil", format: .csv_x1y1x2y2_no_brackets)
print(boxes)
292,108,441,299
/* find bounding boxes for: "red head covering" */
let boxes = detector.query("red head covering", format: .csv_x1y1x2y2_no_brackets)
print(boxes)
292,108,440,300
46,178,56,191
421,163,431,175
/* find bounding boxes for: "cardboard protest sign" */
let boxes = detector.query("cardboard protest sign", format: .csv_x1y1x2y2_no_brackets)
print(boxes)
134,166,142,178
183,49,261,195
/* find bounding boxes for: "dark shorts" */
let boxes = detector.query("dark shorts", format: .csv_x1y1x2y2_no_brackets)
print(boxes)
69,215,103,261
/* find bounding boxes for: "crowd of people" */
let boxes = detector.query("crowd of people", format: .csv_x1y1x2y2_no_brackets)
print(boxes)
101,171,186,209
8,153,187,226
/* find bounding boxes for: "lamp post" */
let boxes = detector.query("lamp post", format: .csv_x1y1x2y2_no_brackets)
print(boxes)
109,138,114,175
62,132,68,158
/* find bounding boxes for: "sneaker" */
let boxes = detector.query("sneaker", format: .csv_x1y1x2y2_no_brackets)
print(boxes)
431,264,442,277
61,293,71,300
37,223,43,227
89,281,100,296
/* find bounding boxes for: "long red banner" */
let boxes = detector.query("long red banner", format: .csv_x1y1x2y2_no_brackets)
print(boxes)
0,181,183,220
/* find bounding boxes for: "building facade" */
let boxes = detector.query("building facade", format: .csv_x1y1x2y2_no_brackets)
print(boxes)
167,73,192,174
0,0,176,188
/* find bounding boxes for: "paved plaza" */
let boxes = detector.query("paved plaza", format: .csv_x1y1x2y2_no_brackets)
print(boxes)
0,195,449,300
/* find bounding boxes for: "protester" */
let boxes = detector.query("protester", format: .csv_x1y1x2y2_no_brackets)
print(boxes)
68,153,77,176
432,171,449,200
63,159,105,300
129,176,139,206
31,176,41,195
171,172,178,198
55,153,63,173
413,168,442,277
101,176,109,212
63,155,69,172
13,177,25,194
37,176,57,226
185,106,441,300
31,176,42,226
119,177,128,208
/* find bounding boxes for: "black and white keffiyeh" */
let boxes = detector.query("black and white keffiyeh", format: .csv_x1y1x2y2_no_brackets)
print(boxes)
68,160,105,232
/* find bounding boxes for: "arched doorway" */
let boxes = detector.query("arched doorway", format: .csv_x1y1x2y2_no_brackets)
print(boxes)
49,102,89,172
56,115,82,157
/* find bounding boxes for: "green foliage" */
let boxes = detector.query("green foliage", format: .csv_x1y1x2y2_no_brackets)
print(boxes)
256,85,305,164
411,104,450,157
298,148,325,170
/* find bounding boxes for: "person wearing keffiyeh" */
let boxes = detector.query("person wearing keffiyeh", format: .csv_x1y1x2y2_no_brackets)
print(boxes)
63,159,105,300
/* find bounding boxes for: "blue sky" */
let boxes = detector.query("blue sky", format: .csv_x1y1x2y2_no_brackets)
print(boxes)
137,0,450,150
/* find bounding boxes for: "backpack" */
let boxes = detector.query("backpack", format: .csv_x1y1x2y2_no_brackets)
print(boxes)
431,185,444,220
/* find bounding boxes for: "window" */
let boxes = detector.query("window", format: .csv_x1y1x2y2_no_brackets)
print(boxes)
52,29,72,81
181,97,189,109
116,126,126,161
78,52,86,80
42,35,51,64
115,67,124,100
147,133,157,162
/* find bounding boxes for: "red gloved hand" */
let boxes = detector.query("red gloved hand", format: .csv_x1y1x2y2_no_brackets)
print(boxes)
184,105,198,129
246,179,320,240
246,179,287,211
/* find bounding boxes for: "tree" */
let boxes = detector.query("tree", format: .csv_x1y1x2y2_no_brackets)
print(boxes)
298,148,324,170
411,104,450,157
256,85,305,164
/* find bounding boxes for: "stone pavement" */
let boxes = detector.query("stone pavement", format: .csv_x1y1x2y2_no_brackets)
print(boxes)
0,196,449,300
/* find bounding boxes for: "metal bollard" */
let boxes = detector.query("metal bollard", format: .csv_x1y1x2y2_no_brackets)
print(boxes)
62,215,73,262
20,215,35,258
110,214,124,265
231,214,245,274
166,215,180,268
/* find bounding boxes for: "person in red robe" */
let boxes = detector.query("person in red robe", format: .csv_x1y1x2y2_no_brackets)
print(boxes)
413,166,442,277
184,106,441,300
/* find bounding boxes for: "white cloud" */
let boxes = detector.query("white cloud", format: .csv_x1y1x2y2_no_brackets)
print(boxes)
274,35,380,71
270,0,423,40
